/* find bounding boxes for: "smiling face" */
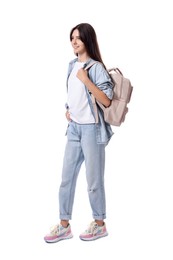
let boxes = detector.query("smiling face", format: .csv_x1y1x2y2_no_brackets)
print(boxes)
71,29,87,56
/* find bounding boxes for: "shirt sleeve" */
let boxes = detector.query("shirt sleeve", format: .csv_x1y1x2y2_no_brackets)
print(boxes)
89,62,114,100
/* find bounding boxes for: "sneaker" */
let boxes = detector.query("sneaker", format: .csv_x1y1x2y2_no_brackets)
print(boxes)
79,221,108,241
44,224,73,243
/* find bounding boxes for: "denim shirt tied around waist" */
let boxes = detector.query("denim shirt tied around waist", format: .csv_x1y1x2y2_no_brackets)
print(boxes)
66,58,114,144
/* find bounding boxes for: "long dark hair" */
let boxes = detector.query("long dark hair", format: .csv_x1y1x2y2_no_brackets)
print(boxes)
70,23,106,68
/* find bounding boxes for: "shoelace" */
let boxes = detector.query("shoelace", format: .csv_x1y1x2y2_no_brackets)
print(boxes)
85,222,98,235
50,224,61,235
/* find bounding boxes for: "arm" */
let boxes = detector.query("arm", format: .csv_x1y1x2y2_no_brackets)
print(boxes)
77,68,111,107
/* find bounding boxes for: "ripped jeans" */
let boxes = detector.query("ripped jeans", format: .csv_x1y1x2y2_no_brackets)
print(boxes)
59,121,106,220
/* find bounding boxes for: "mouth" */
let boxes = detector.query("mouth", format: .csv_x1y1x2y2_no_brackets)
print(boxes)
73,45,80,50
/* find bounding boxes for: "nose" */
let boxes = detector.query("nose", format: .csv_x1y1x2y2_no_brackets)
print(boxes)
72,38,77,45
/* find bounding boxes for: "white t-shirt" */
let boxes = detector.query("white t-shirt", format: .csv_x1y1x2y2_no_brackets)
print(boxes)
67,61,95,124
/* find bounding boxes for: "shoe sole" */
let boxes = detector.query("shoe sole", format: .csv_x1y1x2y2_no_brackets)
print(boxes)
79,232,108,241
45,233,73,243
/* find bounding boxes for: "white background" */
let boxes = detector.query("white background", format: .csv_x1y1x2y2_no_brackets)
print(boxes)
0,0,173,259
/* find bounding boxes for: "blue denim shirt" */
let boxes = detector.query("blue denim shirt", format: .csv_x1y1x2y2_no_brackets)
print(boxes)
66,58,114,144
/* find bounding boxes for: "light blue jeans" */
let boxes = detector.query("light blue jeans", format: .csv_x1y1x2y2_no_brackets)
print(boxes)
59,121,106,220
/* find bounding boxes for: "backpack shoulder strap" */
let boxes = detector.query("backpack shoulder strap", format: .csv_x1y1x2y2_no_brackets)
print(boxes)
84,61,99,123
84,61,97,70
91,94,99,124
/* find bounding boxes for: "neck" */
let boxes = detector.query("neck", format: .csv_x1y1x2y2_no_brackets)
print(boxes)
77,53,90,62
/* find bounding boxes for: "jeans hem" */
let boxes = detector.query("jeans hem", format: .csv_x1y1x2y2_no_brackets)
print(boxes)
60,214,72,220
93,214,106,220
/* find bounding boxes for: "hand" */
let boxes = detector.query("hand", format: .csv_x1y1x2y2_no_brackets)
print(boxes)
76,68,88,84
65,110,71,121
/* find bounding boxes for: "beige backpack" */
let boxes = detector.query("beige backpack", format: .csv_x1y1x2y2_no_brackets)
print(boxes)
86,63,133,126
